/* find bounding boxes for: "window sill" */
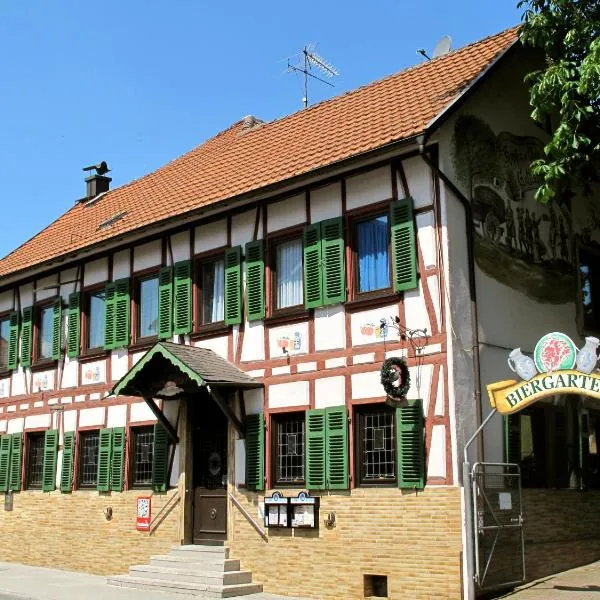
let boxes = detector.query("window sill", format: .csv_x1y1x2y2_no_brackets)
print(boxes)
265,308,310,327
129,337,159,353
357,481,397,488
78,348,109,363
0,368,11,379
30,359,56,372
191,322,230,340
345,291,399,312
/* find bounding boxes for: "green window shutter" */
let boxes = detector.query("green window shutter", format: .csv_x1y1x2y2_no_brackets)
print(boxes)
114,278,130,348
151,423,169,492
158,267,173,340
97,428,113,492
504,415,521,464
303,224,323,309
0,436,11,493
245,240,265,322
104,283,116,350
173,260,192,334
396,400,425,489
224,246,242,326
321,218,346,306
7,311,19,370
20,306,33,367
51,297,62,360
326,406,349,489
60,431,75,492
111,427,126,492
42,429,59,492
67,292,81,358
245,413,264,491
306,409,326,490
390,197,417,292
8,433,22,492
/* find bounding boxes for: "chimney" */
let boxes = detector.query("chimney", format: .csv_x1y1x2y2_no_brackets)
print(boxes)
82,161,111,201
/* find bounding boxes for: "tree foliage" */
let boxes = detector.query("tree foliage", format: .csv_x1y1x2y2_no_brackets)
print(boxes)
518,0,600,203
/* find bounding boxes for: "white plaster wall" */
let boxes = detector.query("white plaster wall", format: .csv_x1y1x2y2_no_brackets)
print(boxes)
79,407,105,427
350,303,399,347
0,378,9,398
19,283,33,309
81,360,106,385
7,418,24,433
314,305,345,351
59,267,78,302
134,240,161,272
402,155,433,208
232,208,260,249
170,444,180,486
346,166,392,211
61,358,78,388
0,290,13,312
112,249,130,280
195,219,227,253
0,420,7,433
428,425,446,478
35,274,58,302
111,348,128,381
428,274,442,333
434,365,445,416
310,183,342,222
63,410,77,432
351,370,382,400
267,194,305,233
130,402,156,423
240,321,265,362
132,352,145,366
11,368,26,396
404,283,431,334
268,321,309,358
84,257,109,287
235,438,245,485
32,370,54,393
24,414,51,430
107,404,127,428
416,211,437,268
193,336,228,360
169,231,191,264
407,363,433,412
243,389,264,415
314,376,345,409
268,381,309,408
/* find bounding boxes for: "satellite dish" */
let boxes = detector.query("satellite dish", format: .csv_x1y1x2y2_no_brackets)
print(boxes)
432,35,453,58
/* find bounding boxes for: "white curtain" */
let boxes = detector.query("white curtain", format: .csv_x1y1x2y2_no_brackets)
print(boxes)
277,240,303,308
212,259,225,322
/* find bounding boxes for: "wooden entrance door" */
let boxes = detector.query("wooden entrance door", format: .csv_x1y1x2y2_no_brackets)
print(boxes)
191,396,228,542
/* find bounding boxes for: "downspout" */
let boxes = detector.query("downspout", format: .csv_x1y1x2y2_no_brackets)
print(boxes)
417,141,484,463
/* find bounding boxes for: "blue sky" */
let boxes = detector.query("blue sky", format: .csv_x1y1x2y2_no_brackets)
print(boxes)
0,1,521,260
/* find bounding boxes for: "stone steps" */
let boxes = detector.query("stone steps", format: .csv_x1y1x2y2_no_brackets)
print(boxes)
107,543,262,598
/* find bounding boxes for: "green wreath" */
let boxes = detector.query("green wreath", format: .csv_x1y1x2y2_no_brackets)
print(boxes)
380,357,410,399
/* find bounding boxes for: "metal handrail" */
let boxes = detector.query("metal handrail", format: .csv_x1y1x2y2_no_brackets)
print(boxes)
227,489,268,542
148,489,181,536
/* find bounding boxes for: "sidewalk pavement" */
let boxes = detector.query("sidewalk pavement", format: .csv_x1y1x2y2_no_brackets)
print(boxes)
0,562,307,600
491,560,600,599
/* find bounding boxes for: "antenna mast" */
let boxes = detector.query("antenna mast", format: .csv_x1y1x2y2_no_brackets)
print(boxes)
287,44,340,109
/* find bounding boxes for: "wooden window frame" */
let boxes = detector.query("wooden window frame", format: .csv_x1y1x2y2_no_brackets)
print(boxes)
347,202,394,305
25,430,46,490
270,411,306,488
32,298,57,369
0,310,12,377
132,268,160,349
576,243,600,336
129,424,155,489
267,227,309,323
192,249,228,337
80,283,108,360
354,403,397,487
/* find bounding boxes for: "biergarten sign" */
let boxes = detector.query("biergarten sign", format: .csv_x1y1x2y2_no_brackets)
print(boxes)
488,332,600,415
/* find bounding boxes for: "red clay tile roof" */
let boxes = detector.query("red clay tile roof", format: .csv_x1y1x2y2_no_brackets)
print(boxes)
0,27,518,279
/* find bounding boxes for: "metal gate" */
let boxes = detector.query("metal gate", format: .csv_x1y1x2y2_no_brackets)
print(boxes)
472,462,525,591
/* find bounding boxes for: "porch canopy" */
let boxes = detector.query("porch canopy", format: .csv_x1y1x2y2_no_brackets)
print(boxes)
111,341,262,442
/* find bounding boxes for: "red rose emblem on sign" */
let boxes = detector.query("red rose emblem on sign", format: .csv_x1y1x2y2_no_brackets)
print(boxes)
541,338,571,372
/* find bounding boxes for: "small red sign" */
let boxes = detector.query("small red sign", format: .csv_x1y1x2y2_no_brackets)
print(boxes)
136,496,151,531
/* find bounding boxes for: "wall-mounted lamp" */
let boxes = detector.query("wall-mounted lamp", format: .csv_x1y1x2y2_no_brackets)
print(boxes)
324,511,336,528
103,506,113,521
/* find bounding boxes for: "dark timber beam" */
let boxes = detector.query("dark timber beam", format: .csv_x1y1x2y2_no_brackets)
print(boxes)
208,386,245,439
143,396,179,443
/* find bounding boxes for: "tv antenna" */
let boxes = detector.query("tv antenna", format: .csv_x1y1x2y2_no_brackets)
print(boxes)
287,44,340,109
417,35,453,61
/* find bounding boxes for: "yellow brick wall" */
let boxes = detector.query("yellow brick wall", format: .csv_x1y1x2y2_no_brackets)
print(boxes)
228,487,463,600
0,489,180,574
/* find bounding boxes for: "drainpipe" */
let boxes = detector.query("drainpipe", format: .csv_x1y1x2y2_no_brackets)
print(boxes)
418,142,483,463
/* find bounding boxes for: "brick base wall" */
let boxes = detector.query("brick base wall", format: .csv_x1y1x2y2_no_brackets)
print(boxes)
0,489,180,575
228,487,463,600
